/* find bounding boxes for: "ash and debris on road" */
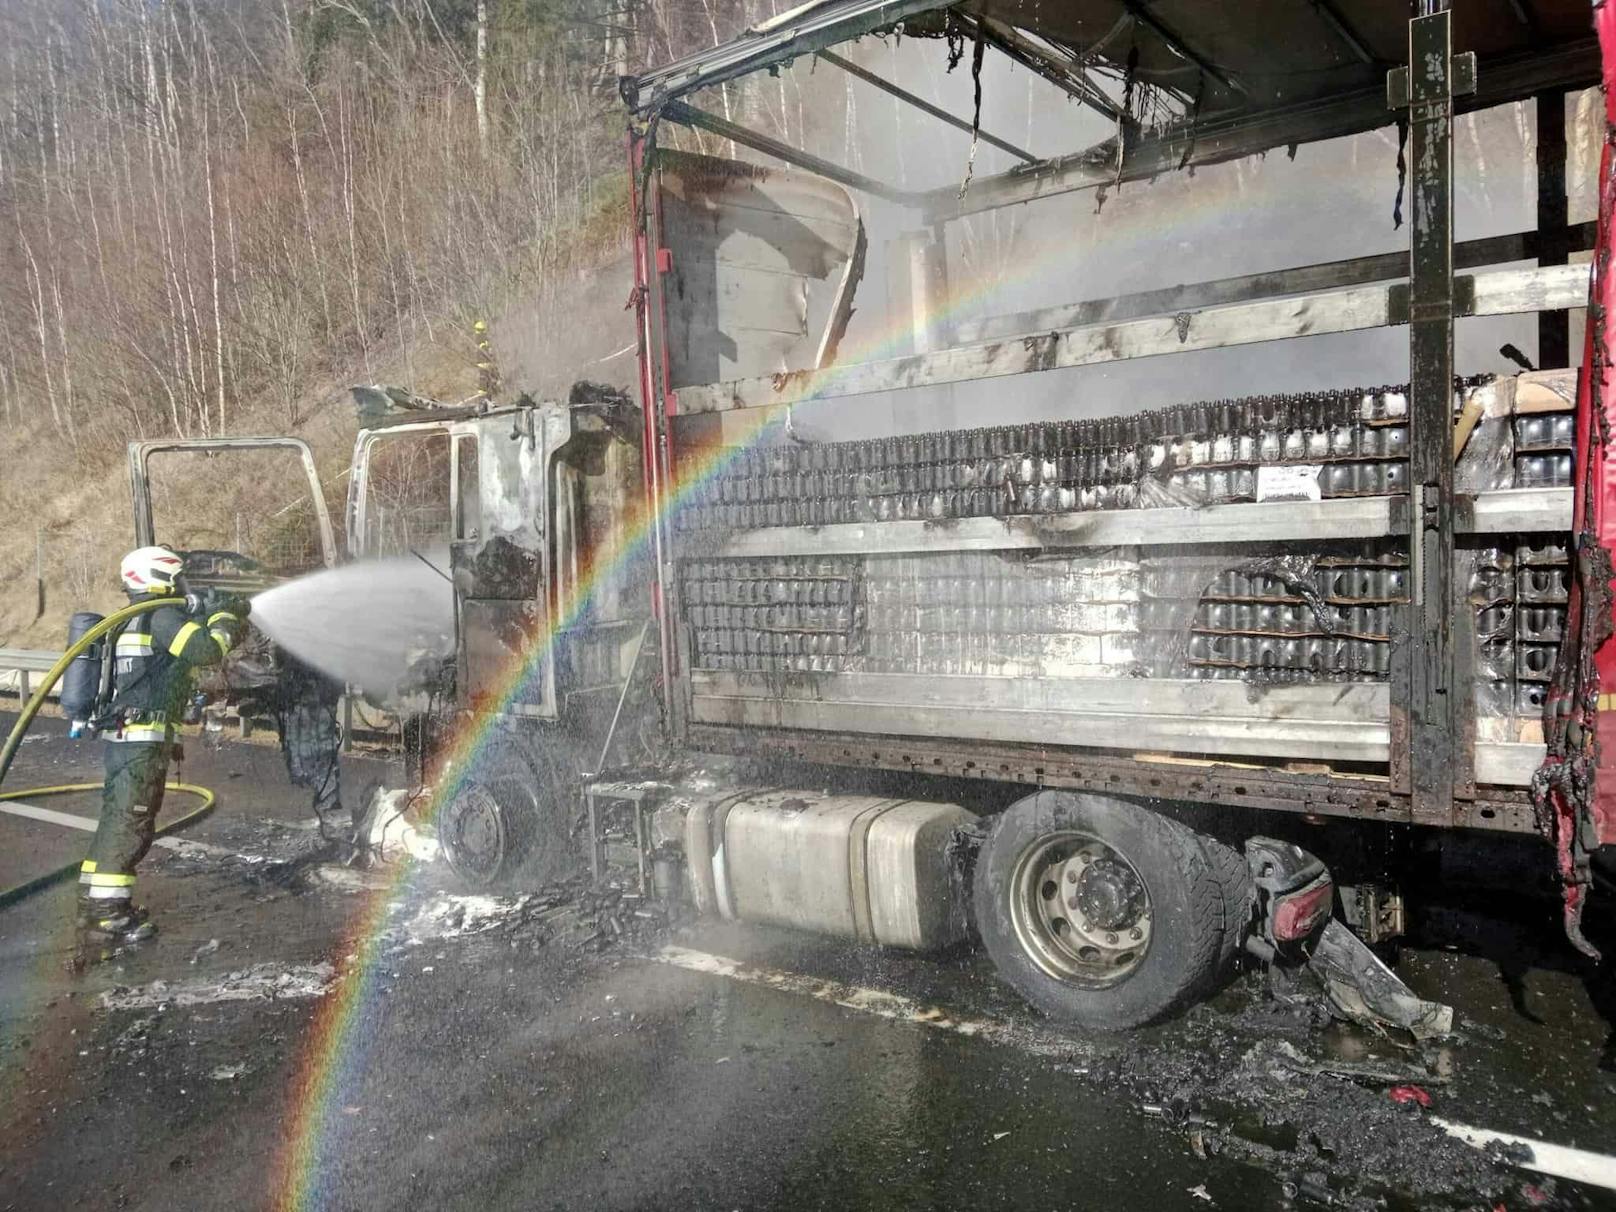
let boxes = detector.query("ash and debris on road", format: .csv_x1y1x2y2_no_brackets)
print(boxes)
253,861,1583,1208
13,858,1606,1212
121,848,1616,1207
99,962,337,1011
4,724,1612,1210
395,880,669,953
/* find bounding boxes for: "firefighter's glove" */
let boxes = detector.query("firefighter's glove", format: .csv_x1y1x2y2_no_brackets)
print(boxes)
199,589,250,621
194,591,250,660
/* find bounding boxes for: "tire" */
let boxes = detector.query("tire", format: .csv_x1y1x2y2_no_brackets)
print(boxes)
973,790,1229,1030
1199,832,1255,986
439,735,575,888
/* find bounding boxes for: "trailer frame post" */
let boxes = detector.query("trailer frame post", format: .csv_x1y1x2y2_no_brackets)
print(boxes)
630,128,683,740
893,228,953,355
1393,3,1469,823
1537,88,1571,370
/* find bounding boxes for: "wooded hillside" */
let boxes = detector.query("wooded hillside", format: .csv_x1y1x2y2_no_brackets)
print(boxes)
0,0,764,643
0,0,721,448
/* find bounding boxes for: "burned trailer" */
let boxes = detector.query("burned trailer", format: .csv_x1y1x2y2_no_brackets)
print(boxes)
598,0,1616,1026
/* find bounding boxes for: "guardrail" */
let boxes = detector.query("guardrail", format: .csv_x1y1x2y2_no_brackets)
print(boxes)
1,649,398,752
0,649,62,702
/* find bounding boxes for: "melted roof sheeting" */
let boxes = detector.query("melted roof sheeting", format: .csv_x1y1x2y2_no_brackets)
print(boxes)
624,0,1597,144
970,0,1594,112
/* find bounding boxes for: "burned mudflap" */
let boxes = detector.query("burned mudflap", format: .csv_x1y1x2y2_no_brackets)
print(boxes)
1245,837,1453,1041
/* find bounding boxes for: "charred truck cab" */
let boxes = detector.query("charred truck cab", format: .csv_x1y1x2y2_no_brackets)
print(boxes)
346,394,651,883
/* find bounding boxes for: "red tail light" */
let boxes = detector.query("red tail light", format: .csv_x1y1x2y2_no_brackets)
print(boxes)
1272,874,1334,942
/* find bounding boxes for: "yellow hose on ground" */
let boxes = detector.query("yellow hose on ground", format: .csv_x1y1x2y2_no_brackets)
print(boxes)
0,782,216,909
0,597,222,908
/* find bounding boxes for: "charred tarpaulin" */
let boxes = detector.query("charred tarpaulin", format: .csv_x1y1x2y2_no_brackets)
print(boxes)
1529,15,1616,959
1532,531,1611,959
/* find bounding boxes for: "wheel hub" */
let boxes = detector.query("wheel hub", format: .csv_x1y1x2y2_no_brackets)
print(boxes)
1074,859,1142,931
441,782,506,884
1009,833,1154,987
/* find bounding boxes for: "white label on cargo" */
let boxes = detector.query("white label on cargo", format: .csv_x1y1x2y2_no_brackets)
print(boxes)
1256,464,1322,503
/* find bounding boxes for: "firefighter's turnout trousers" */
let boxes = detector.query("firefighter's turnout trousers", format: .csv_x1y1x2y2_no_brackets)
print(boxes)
81,740,171,905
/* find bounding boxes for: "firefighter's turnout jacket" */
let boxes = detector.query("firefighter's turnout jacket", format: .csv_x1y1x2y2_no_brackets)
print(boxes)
104,592,244,743
80,592,245,906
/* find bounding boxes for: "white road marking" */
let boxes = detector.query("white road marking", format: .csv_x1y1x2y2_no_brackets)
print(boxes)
651,944,1616,1194
99,961,336,1010
0,800,99,832
0,800,265,862
650,944,1086,1061
1432,1117,1616,1192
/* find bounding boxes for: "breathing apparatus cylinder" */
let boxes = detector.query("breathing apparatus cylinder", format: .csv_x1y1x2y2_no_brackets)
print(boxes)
61,611,106,738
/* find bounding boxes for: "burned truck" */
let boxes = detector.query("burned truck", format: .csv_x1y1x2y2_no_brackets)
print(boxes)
138,1,1616,1029
598,0,1616,1029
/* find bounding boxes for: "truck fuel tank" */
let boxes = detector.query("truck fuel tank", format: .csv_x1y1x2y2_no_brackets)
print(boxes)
681,789,977,950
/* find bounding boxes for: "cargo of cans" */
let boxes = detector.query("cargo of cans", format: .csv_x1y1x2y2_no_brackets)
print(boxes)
673,383,1487,532
677,377,1566,741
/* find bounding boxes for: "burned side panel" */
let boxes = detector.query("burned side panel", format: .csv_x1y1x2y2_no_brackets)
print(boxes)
1534,0,1616,956
656,149,865,389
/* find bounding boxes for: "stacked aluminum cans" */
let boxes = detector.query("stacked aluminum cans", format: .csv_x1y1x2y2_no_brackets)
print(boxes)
676,384,1445,534
677,380,1566,727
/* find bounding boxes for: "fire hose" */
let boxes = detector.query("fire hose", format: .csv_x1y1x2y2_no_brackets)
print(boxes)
0,598,219,908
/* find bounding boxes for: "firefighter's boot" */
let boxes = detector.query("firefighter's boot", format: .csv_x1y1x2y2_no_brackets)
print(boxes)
71,896,157,969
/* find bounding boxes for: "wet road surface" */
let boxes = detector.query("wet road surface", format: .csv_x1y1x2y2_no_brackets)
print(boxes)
2,714,1615,1211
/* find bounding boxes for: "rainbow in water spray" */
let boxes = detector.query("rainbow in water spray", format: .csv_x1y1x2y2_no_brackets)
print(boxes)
272,399,794,1210
271,157,1214,1207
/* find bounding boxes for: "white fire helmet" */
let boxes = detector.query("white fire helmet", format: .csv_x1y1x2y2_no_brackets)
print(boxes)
120,545,184,596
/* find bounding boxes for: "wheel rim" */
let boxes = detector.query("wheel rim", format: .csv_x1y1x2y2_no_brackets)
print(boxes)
441,782,507,884
1008,831,1153,987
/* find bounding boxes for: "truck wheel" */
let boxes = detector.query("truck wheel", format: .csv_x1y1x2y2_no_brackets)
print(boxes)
973,790,1228,1030
440,740,573,887
440,779,510,887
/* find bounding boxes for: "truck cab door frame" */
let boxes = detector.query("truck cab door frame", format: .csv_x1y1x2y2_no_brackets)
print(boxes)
348,409,558,719
127,436,337,570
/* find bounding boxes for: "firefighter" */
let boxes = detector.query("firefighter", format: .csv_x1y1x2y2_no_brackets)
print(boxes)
474,318,501,403
76,546,249,961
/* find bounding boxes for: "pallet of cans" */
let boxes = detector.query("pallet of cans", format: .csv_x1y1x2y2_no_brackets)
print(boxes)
684,557,862,673
861,551,1142,678
674,381,1508,535
1138,550,1404,684
1472,541,1569,737
1513,411,1575,488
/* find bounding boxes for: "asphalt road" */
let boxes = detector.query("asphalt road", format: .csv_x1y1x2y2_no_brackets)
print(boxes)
2,714,1615,1211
